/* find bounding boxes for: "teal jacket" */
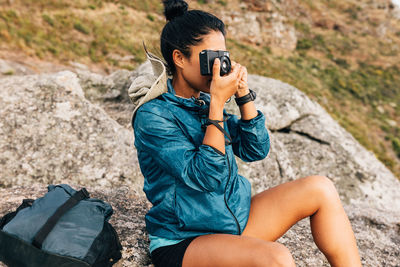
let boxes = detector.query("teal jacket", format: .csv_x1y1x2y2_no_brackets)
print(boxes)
133,79,270,240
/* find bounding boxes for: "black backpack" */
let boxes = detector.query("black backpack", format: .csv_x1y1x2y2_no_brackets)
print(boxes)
0,184,122,267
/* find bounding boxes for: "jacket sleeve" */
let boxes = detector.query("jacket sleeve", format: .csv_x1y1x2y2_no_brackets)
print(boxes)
226,110,270,162
134,108,228,193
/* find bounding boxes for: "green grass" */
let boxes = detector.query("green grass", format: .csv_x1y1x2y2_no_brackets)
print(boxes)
103,0,162,12
217,0,227,6
294,21,311,35
74,21,90,35
296,38,313,50
3,70,14,75
147,14,155,21
42,14,54,26
392,137,400,158
344,7,358,20
0,1,164,67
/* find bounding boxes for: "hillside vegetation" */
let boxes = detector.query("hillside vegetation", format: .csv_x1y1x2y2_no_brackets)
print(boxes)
0,0,399,178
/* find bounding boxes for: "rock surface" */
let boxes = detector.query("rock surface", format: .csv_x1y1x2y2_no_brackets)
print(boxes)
220,10,298,53
1,61,400,266
394,0,400,19
0,71,142,190
0,185,399,267
0,59,35,77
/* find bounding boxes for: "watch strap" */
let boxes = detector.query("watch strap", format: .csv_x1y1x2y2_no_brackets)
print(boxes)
235,89,256,106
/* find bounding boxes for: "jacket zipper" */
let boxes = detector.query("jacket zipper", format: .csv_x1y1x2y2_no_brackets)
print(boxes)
224,154,241,235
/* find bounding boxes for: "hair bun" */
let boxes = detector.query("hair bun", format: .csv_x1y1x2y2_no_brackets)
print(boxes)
163,0,188,21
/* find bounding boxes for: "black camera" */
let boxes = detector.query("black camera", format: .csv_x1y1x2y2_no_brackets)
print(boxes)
199,50,231,76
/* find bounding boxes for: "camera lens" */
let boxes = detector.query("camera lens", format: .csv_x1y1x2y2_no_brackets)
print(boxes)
219,56,231,76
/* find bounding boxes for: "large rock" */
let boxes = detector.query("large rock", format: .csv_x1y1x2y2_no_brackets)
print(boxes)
0,71,142,190
220,10,298,53
1,63,400,266
393,0,400,19
215,0,308,52
75,68,136,128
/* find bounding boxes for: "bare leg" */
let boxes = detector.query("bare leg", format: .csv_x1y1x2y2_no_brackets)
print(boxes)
241,175,362,267
182,233,295,267
181,175,360,266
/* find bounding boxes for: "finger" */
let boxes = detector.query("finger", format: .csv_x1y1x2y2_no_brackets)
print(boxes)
232,63,242,79
242,66,247,76
232,63,241,75
239,80,247,89
230,61,239,72
242,66,248,80
241,67,247,82
212,58,221,79
238,66,246,80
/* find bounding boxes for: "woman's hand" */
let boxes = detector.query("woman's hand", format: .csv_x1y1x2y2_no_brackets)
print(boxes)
235,64,250,98
209,58,241,105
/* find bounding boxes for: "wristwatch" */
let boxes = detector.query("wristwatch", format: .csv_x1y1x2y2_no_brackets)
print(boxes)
235,89,256,106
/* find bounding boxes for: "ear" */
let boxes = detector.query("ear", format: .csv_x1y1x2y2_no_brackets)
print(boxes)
172,49,186,70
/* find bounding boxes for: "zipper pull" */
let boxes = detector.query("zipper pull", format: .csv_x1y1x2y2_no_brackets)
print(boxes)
191,96,205,106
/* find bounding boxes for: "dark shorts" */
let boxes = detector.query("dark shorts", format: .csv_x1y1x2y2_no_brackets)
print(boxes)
150,236,199,267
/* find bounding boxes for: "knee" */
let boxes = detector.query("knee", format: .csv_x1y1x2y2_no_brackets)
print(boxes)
254,243,295,267
270,244,295,267
304,175,339,202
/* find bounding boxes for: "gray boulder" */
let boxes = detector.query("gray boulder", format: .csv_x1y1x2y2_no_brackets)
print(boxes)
75,65,151,129
0,71,142,190
1,62,400,266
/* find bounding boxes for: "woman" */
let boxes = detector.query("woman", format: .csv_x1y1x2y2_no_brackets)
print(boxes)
129,0,362,266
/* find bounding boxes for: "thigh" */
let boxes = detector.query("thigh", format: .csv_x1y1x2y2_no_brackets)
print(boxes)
242,175,335,242
182,233,291,267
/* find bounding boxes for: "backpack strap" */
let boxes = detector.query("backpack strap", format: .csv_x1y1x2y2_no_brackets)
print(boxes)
0,199,34,230
32,188,90,249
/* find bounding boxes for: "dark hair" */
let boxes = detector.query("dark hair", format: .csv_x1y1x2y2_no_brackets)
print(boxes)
161,0,226,74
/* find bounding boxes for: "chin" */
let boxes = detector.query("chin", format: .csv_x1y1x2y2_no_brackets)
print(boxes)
203,86,211,94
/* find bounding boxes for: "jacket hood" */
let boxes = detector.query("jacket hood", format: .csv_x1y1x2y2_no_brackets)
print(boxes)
129,48,211,122
128,49,169,122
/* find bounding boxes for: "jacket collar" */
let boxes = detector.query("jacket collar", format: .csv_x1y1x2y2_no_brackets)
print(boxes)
162,79,210,114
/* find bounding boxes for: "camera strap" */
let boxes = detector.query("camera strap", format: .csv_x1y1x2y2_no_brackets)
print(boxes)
203,117,232,146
